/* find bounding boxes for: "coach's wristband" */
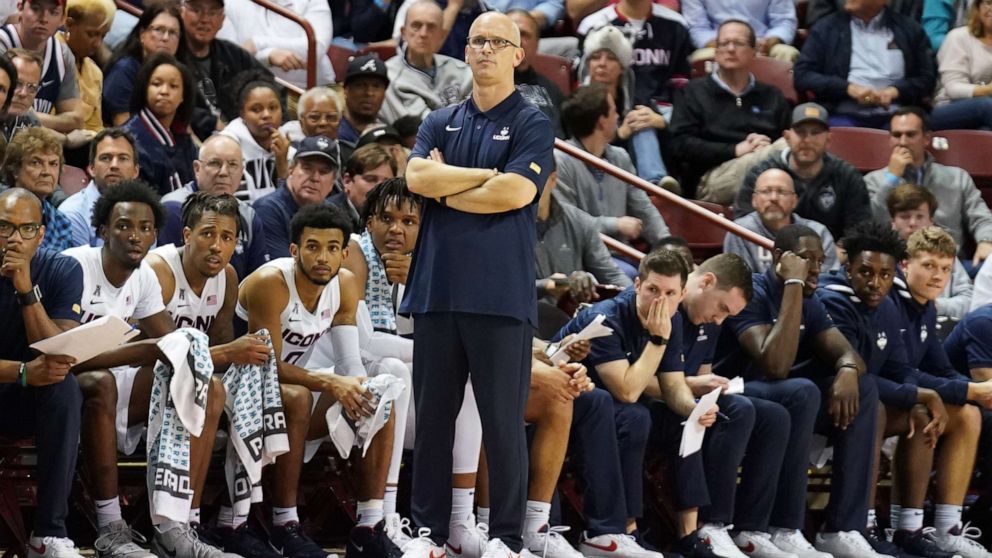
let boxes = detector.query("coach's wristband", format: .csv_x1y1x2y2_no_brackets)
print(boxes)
18,362,26,387
784,279,805,287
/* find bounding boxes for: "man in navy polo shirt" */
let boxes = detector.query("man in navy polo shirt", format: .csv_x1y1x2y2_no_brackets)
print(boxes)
551,249,721,557
401,11,555,558
816,220,958,558
713,224,875,558
0,188,83,558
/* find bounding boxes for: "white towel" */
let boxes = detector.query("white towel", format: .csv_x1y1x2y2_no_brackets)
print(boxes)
325,373,405,459
222,329,289,516
147,329,212,524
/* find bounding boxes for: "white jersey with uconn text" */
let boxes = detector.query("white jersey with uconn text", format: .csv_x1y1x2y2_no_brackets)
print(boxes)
63,246,166,324
153,244,226,332
236,257,340,367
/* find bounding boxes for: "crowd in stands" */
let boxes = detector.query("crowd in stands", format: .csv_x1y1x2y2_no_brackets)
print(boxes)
5,0,992,557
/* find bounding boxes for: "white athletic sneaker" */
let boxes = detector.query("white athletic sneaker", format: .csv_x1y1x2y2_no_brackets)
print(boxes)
522,525,582,558
734,531,799,558
151,523,242,558
480,538,530,558
446,516,489,558
94,521,156,558
579,533,665,557
27,535,84,558
929,524,992,558
403,529,447,558
698,524,748,558
814,531,894,558
386,513,415,550
768,529,833,558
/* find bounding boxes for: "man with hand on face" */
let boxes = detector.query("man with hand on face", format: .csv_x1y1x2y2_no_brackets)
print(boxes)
714,224,879,558
60,128,141,248
816,220,953,558
254,135,340,260
237,204,404,558
3,127,73,251
159,134,270,280
0,188,84,558
866,107,992,267
882,226,992,558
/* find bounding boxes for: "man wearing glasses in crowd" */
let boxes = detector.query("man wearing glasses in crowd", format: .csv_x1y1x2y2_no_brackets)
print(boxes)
159,134,271,279
401,11,555,558
180,0,273,130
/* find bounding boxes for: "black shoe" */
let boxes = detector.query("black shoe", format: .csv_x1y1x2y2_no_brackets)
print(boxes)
893,529,959,558
866,526,912,558
217,523,282,558
271,521,330,558
346,520,403,558
191,522,226,550
673,531,720,558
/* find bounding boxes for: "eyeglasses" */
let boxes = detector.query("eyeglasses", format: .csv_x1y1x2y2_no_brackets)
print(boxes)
147,25,181,39
716,39,752,50
15,81,39,94
466,36,519,50
754,188,796,198
303,112,341,125
200,159,242,172
0,220,41,239
183,2,223,17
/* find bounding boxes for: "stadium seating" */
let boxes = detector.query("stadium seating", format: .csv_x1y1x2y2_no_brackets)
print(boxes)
531,53,574,95
652,197,733,260
59,165,89,198
827,126,891,173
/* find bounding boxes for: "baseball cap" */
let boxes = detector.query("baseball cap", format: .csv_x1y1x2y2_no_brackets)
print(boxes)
356,125,403,148
791,102,829,128
294,135,340,167
344,54,389,88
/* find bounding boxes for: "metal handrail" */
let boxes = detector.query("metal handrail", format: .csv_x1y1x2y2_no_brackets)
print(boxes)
554,138,775,258
114,0,141,16
600,234,646,261
245,0,318,89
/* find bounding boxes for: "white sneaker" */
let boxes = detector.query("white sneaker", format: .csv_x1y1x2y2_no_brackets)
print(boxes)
929,524,992,558
579,533,665,557
734,531,799,558
27,535,84,558
522,525,582,558
386,513,415,550
152,523,241,558
814,531,894,558
447,516,489,558
480,538,530,558
698,524,748,558
94,521,156,558
768,529,833,558
403,529,447,558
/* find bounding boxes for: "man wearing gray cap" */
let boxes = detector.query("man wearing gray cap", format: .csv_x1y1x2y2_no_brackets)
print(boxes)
735,102,871,240
254,135,341,258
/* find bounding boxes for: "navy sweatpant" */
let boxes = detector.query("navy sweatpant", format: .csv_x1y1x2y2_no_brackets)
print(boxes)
812,374,879,533
743,378,821,530
0,375,82,537
411,312,532,550
571,389,651,536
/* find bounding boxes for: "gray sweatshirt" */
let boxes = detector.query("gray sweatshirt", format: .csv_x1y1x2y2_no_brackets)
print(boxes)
866,155,992,256
380,50,473,124
554,138,670,247
722,211,839,274
536,197,633,289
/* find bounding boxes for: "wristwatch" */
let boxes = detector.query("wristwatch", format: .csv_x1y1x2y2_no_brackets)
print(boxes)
16,285,41,306
648,335,668,346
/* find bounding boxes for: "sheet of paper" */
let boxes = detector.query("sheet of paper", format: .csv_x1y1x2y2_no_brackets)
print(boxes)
725,376,744,394
679,386,721,457
550,314,614,365
30,315,140,363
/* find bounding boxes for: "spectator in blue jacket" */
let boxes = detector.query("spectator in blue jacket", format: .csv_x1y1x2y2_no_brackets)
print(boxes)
794,0,936,128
